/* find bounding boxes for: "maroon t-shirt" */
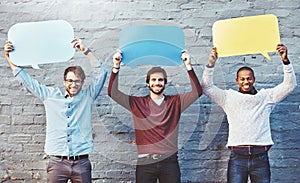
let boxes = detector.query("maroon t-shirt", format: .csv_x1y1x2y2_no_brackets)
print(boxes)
108,69,201,155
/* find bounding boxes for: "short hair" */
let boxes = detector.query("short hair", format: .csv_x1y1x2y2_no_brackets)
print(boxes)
236,66,255,78
146,67,167,84
64,66,86,81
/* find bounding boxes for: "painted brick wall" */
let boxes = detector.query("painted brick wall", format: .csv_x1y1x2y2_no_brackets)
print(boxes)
0,0,299,182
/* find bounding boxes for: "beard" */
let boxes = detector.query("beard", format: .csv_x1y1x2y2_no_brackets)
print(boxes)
148,84,165,95
66,86,82,97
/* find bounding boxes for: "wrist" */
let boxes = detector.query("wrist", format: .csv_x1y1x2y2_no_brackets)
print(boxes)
185,64,192,71
283,59,290,65
112,67,120,73
207,63,215,68
113,63,120,68
83,48,91,55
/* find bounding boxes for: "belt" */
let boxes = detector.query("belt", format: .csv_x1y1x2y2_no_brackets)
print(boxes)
229,145,271,151
54,154,89,161
229,145,271,155
138,154,177,160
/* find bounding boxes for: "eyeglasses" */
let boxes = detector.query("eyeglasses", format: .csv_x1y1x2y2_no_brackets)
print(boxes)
65,79,82,85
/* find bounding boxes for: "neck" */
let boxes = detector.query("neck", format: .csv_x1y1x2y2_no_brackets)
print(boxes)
150,92,164,99
239,87,257,95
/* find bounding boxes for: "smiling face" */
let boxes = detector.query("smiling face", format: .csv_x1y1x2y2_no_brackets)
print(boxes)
146,67,167,98
147,72,166,96
63,71,83,97
236,68,256,94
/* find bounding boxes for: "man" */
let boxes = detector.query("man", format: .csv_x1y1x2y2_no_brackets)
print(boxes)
108,50,202,183
202,44,297,183
4,37,107,183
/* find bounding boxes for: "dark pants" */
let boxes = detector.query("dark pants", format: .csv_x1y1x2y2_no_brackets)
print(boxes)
47,156,92,183
227,151,271,183
136,154,181,183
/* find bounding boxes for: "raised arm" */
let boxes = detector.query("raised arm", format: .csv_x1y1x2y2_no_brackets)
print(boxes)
4,41,17,71
72,37,107,99
179,50,202,111
181,49,192,71
72,37,99,62
276,43,290,64
3,40,53,100
267,44,297,102
181,50,201,96
107,50,131,111
201,47,227,106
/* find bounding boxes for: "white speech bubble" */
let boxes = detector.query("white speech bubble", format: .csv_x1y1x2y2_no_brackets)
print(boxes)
8,20,75,69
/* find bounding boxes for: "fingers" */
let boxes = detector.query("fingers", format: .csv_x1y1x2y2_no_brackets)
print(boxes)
276,43,288,61
211,47,218,56
181,49,190,61
4,41,14,52
209,47,218,60
208,47,218,67
113,49,122,62
71,37,85,51
276,44,287,53
71,36,79,45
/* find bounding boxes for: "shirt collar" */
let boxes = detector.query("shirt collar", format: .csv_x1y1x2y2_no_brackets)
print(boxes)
238,87,258,95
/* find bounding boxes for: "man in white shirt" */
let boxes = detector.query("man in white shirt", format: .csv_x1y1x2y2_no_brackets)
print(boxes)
202,44,297,183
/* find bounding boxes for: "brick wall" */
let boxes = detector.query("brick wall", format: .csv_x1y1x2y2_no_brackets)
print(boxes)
0,0,299,182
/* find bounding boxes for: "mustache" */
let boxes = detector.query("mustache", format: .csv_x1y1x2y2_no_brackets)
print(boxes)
151,84,163,87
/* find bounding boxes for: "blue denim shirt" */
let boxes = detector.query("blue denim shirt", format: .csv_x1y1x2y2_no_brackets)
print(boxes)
13,62,107,156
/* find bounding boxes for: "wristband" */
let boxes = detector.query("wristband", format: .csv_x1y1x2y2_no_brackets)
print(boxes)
283,59,290,65
83,48,91,55
206,64,215,68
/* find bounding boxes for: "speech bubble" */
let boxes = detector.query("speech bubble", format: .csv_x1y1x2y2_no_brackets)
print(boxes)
8,20,75,69
119,25,185,69
212,14,280,60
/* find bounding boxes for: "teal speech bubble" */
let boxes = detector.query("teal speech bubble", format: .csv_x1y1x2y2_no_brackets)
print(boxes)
119,25,185,69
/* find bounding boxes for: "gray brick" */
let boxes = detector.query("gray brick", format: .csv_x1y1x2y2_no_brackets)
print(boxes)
0,0,299,182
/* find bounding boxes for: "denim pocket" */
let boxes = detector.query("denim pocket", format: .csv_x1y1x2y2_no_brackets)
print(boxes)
229,152,239,160
258,153,269,162
46,158,54,173
79,158,92,171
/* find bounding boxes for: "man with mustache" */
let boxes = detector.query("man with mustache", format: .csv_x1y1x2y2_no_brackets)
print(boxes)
108,50,202,183
202,44,297,183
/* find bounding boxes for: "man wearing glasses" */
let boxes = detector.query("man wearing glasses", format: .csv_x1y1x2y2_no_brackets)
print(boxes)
4,37,107,183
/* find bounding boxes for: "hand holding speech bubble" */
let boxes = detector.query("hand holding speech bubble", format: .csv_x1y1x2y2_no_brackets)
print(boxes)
212,14,280,60
119,25,185,69
8,20,75,69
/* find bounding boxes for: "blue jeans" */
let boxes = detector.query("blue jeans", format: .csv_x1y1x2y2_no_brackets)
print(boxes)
227,151,271,183
136,154,181,183
47,156,92,183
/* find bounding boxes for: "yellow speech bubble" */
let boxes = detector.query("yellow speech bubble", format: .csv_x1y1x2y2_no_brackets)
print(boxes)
212,14,280,60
